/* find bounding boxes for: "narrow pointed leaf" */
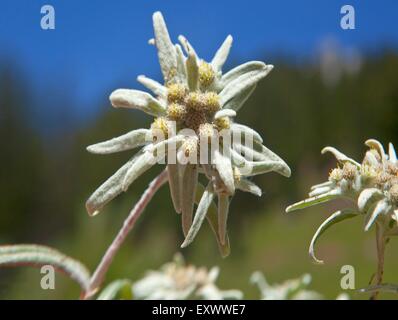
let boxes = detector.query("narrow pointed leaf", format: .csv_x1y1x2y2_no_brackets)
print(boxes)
122,151,157,191
0,245,91,292
365,139,387,161
213,149,235,194
175,44,187,83
137,75,166,97
181,183,215,248
153,12,177,82
221,61,267,87
222,83,256,111
87,129,150,155
220,66,272,108
236,178,262,196
321,147,360,167
211,35,233,71
110,89,166,117
310,181,333,190
186,52,199,91
309,209,358,264
178,35,197,58
248,159,291,178
218,194,230,245
364,199,391,231
231,123,263,143
181,164,198,237
389,142,397,163
357,188,383,213
167,164,182,213
195,184,230,257
214,109,236,119
286,190,342,213
309,186,333,197
86,153,143,216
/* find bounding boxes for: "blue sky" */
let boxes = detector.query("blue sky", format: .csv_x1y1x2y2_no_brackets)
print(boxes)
0,0,397,123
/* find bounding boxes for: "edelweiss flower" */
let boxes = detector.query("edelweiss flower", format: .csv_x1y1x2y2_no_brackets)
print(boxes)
286,139,398,264
251,272,348,300
132,253,242,300
86,11,290,256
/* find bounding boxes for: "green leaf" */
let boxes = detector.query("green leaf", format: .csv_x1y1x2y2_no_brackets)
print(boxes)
321,147,360,167
286,190,342,213
309,209,358,264
181,183,215,248
0,244,91,292
97,279,133,300
195,183,230,257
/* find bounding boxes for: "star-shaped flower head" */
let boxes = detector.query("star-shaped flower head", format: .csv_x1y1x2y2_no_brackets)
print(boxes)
86,12,290,256
286,139,398,264
132,253,242,300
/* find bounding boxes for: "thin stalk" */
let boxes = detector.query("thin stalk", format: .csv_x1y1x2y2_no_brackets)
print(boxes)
370,223,386,300
83,169,168,299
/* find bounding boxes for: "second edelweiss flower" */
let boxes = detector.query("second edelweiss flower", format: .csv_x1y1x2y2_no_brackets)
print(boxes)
86,11,290,256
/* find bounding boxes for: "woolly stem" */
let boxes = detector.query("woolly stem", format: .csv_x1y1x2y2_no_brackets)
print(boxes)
370,223,386,300
83,169,168,299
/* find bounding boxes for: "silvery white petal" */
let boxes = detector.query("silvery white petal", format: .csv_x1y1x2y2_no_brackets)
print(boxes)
86,129,150,154
143,134,185,154
211,35,233,72
186,51,199,91
309,209,358,264
137,75,167,97
181,164,198,237
86,151,145,216
364,199,391,231
248,159,291,177
110,89,166,117
389,142,397,163
167,164,182,214
310,181,333,190
218,194,230,245
357,188,383,213
195,182,230,257
285,189,343,213
233,143,267,162
175,44,187,83
152,12,177,82
122,151,158,191
321,147,360,167
214,109,236,120
236,178,262,197
308,186,333,197
178,35,197,58
365,139,387,162
213,149,235,194
181,182,215,248
122,135,184,191
230,123,263,143
363,150,380,166
222,83,256,111
220,66,272,108
221,61,267,88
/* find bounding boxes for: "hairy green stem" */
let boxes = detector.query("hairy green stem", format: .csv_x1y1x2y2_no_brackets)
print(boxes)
83,169,168,299
370,223,386,300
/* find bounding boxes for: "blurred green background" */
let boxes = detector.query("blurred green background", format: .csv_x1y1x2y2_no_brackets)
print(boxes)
1,51,398,299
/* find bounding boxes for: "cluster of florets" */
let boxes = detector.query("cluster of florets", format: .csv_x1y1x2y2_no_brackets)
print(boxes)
152,62,226,146
326,141,398,208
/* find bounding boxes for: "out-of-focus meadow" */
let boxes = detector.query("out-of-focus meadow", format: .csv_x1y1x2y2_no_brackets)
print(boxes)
1,49,398,299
